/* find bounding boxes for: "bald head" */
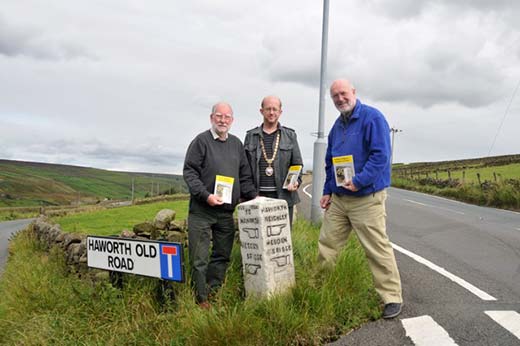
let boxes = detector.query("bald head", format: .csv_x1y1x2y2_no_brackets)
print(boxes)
330,79,357,115
261,95,282,109
260,95,283,129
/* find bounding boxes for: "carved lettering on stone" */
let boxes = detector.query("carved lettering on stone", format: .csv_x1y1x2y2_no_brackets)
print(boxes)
237,197,296,298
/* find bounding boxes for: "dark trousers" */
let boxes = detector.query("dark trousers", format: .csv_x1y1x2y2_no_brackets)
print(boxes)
187,209,235,303
258,190,294,226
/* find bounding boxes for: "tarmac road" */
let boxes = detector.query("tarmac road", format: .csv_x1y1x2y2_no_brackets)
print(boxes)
0,218,34,275
299,185,520,345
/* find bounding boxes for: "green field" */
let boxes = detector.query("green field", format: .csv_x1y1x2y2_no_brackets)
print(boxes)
392,154,520,210
0,159,187,208
0,209,381,345
411,163,520,183
54,200,189,235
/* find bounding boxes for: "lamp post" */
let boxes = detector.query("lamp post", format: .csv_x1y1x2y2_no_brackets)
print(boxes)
310,0,330,224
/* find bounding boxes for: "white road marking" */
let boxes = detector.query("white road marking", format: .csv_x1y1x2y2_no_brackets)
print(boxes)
485,311,520,339
302,184,313,198
402,315,458,346
404,199,427,206
404,198,465,215
392,243,496,301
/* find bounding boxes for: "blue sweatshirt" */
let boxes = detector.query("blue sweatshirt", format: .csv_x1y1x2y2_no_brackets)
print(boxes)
323,99,391,197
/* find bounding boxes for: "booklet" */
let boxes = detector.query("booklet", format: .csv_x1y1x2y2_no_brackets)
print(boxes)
332,155,355,187
283,165,302,189
214,175,234,204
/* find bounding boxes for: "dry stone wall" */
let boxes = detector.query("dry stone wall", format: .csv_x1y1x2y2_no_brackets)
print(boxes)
27,209,187,279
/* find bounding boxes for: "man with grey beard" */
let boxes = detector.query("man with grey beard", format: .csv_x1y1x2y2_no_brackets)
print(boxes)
318,79,403,319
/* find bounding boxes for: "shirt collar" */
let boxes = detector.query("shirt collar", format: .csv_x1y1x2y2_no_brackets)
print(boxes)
261,122,281,135
210,127,228,141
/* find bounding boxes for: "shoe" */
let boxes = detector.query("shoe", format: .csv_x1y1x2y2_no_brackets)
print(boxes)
198,301,211,310
382,303,402,319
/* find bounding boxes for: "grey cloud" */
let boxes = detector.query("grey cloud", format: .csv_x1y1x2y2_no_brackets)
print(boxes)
0,16,93,60
362,0,520,19
366,56,504,108
261,33,344,89
17,139,185,168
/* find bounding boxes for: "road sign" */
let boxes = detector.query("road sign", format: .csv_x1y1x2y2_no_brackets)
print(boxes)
87,236,184,282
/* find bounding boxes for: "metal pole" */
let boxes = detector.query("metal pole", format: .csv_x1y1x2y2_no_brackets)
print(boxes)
310,0,330,224
390,127,402,166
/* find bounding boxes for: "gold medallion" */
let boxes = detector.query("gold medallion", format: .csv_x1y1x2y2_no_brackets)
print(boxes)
260,131,280,177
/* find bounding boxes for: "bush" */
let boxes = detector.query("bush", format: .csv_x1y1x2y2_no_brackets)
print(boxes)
393,177,518,211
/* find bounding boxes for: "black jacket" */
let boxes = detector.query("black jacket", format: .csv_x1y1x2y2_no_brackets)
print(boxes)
244,124,303,207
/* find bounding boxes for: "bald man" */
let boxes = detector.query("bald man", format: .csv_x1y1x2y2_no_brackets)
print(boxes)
318,79,403,319
244,95,303,226
183,102,257,309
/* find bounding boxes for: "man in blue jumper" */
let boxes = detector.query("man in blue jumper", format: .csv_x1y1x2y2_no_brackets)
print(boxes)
318,79,403,319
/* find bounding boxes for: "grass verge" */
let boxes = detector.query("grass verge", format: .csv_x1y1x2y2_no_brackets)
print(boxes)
0,218,380,345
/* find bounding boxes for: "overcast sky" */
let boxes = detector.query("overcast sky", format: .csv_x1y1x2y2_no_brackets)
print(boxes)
1,1,519,174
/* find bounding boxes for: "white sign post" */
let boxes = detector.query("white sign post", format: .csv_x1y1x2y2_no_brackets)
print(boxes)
237,197,296,298
87,236,184,282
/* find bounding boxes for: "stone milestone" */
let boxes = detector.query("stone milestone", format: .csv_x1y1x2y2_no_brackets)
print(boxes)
237,197,295,298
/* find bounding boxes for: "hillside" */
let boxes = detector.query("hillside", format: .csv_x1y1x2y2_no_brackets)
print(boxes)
392,154,520,173
0,159,187,207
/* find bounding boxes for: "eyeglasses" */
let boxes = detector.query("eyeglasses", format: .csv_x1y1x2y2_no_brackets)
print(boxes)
262,107,280,113
213,113,233,121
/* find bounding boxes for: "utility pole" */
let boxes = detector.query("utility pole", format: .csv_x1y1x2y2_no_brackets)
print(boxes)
390,127,403,167
310,0,330,224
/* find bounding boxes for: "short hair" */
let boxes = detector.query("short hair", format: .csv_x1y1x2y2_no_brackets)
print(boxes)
211,102,233,115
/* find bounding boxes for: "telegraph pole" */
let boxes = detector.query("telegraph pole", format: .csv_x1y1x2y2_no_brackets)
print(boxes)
310,0,330,224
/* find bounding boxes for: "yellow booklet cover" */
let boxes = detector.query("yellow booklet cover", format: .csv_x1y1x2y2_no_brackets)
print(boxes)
214,175,234,204
332,155,355,187
283,165,302,189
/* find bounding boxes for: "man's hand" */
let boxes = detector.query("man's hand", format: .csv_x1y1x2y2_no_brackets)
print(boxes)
287,181,299,192
207,194,224,206
320,194,332,210
342,180,359,192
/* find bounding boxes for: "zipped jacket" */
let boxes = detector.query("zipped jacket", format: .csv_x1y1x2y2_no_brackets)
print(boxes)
244,124,303,207
323,99,391,197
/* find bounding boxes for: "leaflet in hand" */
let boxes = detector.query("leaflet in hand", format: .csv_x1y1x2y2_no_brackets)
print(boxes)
332,155,355,187
283,165,302,189
214,175,234,204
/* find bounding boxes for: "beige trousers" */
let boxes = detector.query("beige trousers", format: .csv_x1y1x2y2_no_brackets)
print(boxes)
318,190,402,304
